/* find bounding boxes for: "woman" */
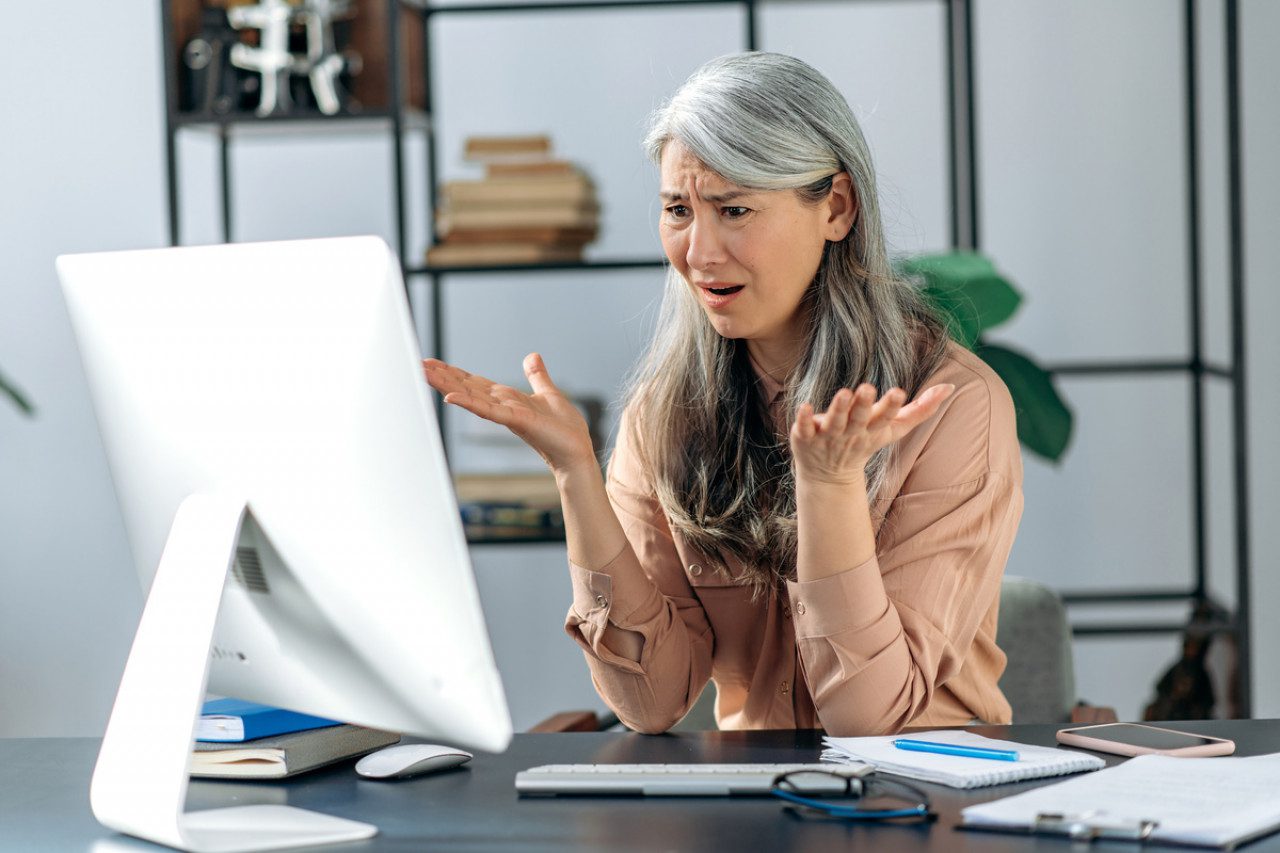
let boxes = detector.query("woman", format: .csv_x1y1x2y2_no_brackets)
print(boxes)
424,52,1021,736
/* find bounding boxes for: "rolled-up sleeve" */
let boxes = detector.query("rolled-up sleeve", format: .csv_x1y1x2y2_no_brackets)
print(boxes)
787,370,1023,736
563,417,714,733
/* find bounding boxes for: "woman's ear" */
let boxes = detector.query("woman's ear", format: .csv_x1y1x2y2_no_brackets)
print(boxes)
824,172,858,242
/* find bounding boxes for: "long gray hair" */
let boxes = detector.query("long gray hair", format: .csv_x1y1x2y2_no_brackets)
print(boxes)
626,52,948,591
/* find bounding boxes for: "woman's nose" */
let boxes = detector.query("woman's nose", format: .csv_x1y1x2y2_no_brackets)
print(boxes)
685,217,728,270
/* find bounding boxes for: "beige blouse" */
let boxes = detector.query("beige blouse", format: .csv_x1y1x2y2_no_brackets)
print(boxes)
563,341,1022,735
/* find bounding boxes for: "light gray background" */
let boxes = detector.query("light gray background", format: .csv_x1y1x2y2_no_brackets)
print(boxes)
1,0,1276,736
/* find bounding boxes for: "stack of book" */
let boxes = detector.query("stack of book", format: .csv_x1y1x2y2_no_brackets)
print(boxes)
427,135,600,267
454,472,565,541
191,698,400,779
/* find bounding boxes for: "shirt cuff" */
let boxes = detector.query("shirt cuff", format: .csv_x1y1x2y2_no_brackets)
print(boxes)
565,546,664,629
565,562,649,675
568,561,616,621
785,555,890,638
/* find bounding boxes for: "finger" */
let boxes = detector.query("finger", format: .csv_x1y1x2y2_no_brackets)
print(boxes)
867,387,907,430
791,402,817,442
444,390,522,429
892,384,955,432
489,384,534,412
423,360,464,395
523,352,558,396
424,359,493,398
823,388,854,434
845,384,876,430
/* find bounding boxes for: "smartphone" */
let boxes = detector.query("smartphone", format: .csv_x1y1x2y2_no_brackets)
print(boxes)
1056,722,1235,757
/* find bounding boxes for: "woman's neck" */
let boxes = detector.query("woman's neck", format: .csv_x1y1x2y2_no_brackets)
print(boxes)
745,338,802,386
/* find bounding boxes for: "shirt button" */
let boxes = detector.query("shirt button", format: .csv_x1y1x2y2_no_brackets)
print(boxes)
780,681,789,696
795,601,806,616
689,563,703,577
595,594,608,608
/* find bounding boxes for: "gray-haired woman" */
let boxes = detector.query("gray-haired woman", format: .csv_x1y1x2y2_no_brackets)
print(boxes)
424,52,1022,736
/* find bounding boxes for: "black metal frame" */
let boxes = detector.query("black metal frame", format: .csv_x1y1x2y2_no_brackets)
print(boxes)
1042,0,1252,717
158,0,1252,714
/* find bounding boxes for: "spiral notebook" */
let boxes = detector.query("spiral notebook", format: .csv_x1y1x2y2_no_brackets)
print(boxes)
822,729,1105,789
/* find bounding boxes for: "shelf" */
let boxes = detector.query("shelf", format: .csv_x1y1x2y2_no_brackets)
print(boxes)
1045,358,1237,379
1061,588,1200,605
466,530,566,545
421,0,748,18
407,258,667,275
159,0,1256,715
1072,619,1239,638
173,108,431,135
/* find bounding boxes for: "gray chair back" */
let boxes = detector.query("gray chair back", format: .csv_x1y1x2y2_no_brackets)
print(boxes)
996,575,1077,724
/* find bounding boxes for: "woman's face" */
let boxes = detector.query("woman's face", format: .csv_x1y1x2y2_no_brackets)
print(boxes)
658,141,853,366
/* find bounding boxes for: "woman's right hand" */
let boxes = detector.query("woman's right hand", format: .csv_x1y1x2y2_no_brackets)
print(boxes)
422,352,597,476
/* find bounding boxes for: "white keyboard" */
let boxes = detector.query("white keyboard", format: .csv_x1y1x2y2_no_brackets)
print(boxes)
515,762,872,796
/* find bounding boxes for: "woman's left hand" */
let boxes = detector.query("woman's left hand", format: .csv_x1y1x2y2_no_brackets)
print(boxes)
790,383,956,486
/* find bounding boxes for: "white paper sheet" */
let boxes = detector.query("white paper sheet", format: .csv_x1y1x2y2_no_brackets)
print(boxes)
962,753,1280,847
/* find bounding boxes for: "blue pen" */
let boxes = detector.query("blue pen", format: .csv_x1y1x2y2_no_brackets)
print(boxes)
893,738,1019,762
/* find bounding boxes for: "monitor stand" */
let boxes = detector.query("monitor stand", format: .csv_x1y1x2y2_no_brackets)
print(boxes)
90,493,376,853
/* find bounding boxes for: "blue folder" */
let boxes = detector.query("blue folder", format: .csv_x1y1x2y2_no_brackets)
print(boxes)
197,698,341,743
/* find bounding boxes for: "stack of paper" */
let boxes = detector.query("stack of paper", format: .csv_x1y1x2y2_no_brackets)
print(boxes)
823,729,1105,789
961,753,1280,848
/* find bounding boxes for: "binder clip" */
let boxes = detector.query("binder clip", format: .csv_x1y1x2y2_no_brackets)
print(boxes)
1034,812,1159,842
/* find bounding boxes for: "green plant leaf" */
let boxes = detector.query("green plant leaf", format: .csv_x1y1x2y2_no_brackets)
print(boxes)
974,342,1072,462
900,252,1022,342
898,251,998,283
0,370,35,416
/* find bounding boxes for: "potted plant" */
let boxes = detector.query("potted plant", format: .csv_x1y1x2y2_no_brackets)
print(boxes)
900,251,1072,462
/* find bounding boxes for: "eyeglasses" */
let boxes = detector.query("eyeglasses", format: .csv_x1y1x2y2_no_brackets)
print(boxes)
770,770,936,823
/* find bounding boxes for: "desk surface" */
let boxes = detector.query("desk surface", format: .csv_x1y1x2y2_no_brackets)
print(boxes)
3,719,1279,852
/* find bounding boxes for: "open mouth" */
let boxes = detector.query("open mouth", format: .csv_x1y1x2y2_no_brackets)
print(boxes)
708,285,745,296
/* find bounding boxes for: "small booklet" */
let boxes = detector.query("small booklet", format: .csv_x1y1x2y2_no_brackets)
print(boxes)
197,698,340,743
960,752,1280,849
191,724,401,779
822,729,1104,789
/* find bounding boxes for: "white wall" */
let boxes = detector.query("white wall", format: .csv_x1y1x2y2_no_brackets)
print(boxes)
1,0,1274,736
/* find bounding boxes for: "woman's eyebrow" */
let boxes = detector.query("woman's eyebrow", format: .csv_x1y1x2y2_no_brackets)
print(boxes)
659,189,752,203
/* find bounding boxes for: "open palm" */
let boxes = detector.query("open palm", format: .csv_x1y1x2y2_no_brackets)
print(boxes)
422,353,595,473
790,382,956,485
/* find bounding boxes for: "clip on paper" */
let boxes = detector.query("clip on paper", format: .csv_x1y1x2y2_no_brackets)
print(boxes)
1034,811,1159,842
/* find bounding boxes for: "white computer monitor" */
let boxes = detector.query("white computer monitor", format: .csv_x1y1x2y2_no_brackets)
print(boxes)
57,236,511,853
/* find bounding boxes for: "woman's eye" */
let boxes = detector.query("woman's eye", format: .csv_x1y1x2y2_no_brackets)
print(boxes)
722,206,750,219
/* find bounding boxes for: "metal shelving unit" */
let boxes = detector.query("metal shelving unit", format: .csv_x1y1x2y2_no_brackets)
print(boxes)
158,0,1252,712
1038,0,1253,718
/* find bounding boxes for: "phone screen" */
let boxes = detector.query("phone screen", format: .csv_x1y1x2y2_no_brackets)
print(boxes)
1073,723,1220,750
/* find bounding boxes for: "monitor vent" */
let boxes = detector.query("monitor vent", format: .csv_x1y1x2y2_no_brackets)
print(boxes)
232,546,270,594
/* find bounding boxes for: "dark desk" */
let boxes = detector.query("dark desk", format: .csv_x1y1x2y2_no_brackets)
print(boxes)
3,720,1278,852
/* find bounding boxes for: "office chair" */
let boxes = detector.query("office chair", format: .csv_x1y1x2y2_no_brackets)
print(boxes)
997,575,1117,724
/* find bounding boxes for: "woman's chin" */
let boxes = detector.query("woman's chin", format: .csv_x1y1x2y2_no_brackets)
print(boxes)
704,314,749,341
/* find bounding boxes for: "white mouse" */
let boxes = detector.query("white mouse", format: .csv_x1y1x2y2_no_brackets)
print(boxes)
355,743,473,780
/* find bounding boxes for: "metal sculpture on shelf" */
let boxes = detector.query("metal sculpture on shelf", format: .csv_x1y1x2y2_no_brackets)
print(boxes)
228,0,353,117
295,0,351,116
